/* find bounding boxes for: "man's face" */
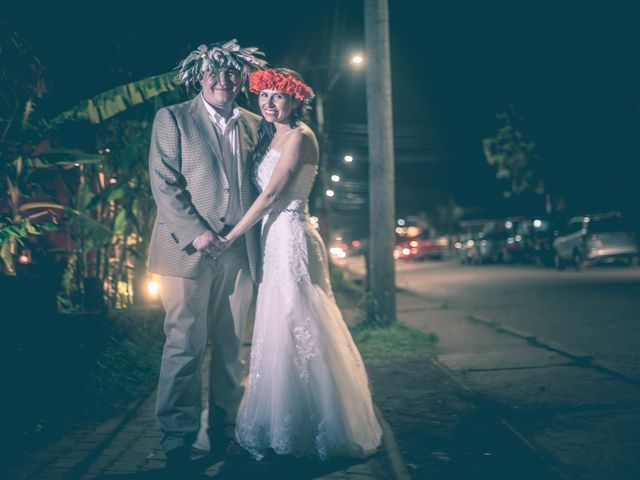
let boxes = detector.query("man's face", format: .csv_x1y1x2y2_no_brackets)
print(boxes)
199,68,242,110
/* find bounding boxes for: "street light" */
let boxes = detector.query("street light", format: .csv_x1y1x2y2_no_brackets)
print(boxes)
331,174,340,182
325,189,335,197
351,53,364,66
344,155,353,163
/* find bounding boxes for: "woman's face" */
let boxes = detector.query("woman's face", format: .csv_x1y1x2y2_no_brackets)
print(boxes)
258,89,294,124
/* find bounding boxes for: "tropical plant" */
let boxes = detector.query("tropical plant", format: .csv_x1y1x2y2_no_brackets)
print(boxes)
2,20,193,308
49,77,186,309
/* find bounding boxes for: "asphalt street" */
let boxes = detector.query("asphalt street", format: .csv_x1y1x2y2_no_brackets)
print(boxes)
345,257,640,382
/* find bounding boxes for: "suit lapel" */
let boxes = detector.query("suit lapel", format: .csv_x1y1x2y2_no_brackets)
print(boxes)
190,96,226,179
236,113,257,208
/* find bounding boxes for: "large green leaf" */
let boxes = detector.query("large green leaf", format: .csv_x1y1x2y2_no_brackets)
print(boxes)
1,240,15,275
50,72,181,126
25,149,104,167
113,209,127,236
18,202,112,236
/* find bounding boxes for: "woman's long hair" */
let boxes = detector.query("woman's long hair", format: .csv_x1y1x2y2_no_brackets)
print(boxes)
250,119,276,170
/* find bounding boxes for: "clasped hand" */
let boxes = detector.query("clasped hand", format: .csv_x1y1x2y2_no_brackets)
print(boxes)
192,230,232,259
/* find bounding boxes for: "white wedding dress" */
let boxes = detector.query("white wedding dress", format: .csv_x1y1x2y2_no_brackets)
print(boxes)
235,148,382,460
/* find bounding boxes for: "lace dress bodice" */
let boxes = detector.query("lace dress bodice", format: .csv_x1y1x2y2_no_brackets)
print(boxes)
255,148,318,215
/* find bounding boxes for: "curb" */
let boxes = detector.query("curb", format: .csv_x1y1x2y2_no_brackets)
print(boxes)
374,405,412,480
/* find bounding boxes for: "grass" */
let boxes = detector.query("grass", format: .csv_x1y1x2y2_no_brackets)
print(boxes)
330,264,439,363
351,321,438,363
77,307,165,417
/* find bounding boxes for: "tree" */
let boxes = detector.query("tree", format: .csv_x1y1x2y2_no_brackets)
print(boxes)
482,105,551,212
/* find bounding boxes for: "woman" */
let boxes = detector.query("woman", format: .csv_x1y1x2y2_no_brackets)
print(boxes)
220,68,382,460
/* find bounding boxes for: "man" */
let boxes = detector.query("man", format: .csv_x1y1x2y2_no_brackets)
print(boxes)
147,40,266,471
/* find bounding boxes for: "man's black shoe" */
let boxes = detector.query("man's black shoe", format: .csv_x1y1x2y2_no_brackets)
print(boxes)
165,445,190,469
208,437,246,461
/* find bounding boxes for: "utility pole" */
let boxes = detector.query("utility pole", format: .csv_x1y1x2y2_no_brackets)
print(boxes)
364,0,396,325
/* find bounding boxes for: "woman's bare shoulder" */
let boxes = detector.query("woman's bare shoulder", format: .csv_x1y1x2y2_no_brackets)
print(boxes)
297,123,319,155
281,124,318,155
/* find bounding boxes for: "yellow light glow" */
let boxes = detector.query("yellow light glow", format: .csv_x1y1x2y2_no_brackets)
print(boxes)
410,240,419,247
406,226,421,237
351,54,364,65
436,237,449,246
148,280,160,297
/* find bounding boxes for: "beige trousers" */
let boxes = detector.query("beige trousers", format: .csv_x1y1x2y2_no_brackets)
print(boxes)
155,241,254,453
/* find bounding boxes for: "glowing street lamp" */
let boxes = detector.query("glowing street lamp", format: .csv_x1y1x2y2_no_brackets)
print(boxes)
350,53,364,66
325,189,335,197
331,174,340,182
147,276,160,298
344,155,353,163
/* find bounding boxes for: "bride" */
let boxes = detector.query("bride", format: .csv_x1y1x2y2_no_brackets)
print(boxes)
219,67,382,460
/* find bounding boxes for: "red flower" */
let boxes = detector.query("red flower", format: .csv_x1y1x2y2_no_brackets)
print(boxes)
249,70,314,101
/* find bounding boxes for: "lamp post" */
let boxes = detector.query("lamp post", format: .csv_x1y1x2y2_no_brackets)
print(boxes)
364,0,396,325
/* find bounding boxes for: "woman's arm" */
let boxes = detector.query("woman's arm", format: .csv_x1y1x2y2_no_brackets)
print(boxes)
224,130,311,244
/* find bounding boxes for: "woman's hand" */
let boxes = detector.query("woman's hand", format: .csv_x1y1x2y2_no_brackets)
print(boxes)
201,233,232,259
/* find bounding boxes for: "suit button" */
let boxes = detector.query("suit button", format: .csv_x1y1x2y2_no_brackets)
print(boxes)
220,217,226,223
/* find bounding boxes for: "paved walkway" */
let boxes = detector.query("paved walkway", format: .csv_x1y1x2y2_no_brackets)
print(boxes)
6,386,394,479
7,311,399,480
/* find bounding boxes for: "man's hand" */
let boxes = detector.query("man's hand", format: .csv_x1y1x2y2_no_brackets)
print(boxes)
192,231,225,258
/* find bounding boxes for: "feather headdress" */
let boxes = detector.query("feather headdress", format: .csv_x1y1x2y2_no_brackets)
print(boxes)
175,39,267,91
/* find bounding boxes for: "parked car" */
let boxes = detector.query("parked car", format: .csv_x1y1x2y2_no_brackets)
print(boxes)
394,233,444,261
500,218,528,264
455,234,477,264
552,213,639,270
501,218,556,265
468,230,507,264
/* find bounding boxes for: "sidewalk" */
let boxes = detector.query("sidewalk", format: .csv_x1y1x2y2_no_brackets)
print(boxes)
9,274,639,479
7,327,396,480
6,386,395,479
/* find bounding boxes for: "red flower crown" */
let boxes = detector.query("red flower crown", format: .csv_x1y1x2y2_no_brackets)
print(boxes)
249,70,314,101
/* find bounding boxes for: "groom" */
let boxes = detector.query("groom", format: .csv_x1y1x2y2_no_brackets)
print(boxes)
147,40,266,470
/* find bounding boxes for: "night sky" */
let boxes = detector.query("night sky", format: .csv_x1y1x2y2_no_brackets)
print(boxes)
4,0,640,230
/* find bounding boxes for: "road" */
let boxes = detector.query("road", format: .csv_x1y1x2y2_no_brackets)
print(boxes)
344,257,640,383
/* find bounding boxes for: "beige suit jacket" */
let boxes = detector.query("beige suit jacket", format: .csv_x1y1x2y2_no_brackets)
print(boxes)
147,96,261,280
